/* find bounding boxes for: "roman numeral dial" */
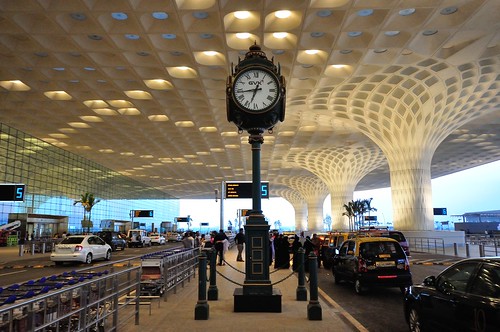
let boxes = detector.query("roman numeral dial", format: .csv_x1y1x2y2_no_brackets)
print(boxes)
233,68,280,113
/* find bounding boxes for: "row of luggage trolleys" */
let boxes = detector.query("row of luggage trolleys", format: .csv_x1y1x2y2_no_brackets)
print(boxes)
0,270,110,332
139,248,197,297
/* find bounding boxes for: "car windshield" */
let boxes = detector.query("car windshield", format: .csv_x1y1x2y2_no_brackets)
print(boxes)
360,241,403,258
389,232,406,242
60,237,84,244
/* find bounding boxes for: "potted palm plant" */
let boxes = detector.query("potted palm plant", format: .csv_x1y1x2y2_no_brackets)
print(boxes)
74,192,101,233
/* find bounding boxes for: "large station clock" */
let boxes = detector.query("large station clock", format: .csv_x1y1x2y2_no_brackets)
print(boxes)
232,67,280,113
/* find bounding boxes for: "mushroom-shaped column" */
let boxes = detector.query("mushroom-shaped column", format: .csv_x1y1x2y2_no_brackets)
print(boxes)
275,176,330,232
287,145,386,230
273,186,307,231
330,59,499,230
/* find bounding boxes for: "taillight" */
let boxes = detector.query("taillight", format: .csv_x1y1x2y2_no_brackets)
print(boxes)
74,245,83,252
358,257,367,272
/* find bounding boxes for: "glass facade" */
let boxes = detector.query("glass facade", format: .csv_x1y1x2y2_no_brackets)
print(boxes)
0,123,179,236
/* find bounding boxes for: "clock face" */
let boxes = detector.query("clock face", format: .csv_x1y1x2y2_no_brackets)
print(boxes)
233,68,279,112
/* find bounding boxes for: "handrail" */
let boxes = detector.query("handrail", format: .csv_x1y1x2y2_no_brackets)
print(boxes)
406,237,445,255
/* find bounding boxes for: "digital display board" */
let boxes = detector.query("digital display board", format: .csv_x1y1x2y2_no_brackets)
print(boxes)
132,210,154,218
433,208,447,216
225,181,269,199
0,184,26,202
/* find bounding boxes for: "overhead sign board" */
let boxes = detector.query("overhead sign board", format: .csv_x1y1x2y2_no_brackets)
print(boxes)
225,181,269,199
132,210,154,218
0,184,26,202
433,208,447,216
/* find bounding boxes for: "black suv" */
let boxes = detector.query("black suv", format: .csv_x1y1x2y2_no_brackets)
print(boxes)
97,231,126,251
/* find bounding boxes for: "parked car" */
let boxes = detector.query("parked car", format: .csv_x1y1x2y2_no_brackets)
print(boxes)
388,230,410,256
404,257,500,332
322,231,353,268
149,232,166,245
96,231,126,251
50,235,112,265
127,229,151,248
358,227,410,256
332,236,412,294
166,232,182,242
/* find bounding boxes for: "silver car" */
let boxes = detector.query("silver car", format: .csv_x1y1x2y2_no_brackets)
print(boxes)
50,235,112,265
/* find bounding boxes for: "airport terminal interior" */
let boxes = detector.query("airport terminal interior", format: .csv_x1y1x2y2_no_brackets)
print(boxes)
0,0,499,234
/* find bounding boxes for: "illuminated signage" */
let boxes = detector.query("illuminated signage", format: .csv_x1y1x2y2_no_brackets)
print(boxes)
225,181,269,199
0,184,26,202
132,210,154,217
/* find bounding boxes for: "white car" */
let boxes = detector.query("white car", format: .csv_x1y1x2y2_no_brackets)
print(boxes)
50,235,112,265
149,232,166,245
127,229,152,247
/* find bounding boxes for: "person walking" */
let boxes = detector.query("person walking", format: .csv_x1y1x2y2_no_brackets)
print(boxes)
214,229,228,266
235,228,245,261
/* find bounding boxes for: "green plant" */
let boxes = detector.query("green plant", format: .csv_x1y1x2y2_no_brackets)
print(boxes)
74,192,101,232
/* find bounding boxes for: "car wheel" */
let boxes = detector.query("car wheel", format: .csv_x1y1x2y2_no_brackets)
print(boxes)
332,268,341,284
85,253,92,264
408,306,422,332
105,250,111,261
111,244,116,252
354,278,365,295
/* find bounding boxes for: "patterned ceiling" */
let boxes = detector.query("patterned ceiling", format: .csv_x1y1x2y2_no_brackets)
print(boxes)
0,0,499,200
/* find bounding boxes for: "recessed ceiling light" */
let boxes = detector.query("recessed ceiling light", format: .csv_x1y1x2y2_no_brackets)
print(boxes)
399,8,416,16
332,64,345,68
125,34,140,40
384,30,400,37
137,51,150,56
152,12,169,20
70,13,87,21
162,33,176,40
305,49,319,55
301,64,313,68
316,10,332,17
236,33,250,39
275,10,291,19
310,32,325,38
111,12,128,20
340,49,352,54
53,67,65,71
200,33,213,39
422,29,438,36
88,34,102,41
84,67,96,71
170,51,183,56
348,31,363,37
273,32,288,39
358,9,374,17
440,7,458,15
272,50,285,55
203,51,217,56
374,48,387,53
234,11,250,19
193,12,209,19
34,52,48,57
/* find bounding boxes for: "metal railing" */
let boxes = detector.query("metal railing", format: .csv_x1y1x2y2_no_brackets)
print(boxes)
466,235,500,257
0,248,198,331
407,237,445,255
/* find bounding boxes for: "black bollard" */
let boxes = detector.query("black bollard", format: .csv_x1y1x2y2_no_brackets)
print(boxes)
195,252,209,320
296,247,307,301
207,247,218,300
307,252,322,320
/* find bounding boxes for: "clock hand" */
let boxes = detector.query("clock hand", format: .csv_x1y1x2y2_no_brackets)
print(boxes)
250,83,261,103
238,88,262,93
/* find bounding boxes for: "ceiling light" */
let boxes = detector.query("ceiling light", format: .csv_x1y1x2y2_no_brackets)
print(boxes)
384,30,400,36
175,121,195,127
440,7,458,15
317,10,332,17
234,11,250,19
125,34,140,40
272,50,285,55
199,127,217,132
340,49,352,54
423,29,438,36
84,67,96,71
162,34,177,40
310,32,325,38
203,51,217,56
111,12,128,20
273,32,288,39
117,108,141,115
236,33,250,39
68,122,91,128
399,8,415,16
332,64,345,68
137,51,149,56
275,10,291,19
348,31,363,37
88,34,102,40
70,13,86,21
374,48,387,53
200,33,213,39
152,12,169,20
53,67,65,71
44,91,72,100
0,80,30,91
305,49,319,55
148,115,169,122
170,51,183,56
193,12,209,19
358,9,374,17
80,116,103,122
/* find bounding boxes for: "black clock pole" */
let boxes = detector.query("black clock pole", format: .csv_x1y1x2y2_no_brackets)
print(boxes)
227,44,285,312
